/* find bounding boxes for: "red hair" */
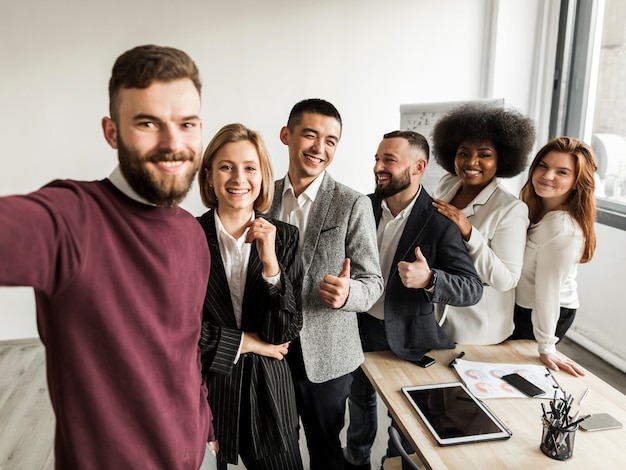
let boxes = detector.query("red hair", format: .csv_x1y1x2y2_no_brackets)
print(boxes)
520,136,597,263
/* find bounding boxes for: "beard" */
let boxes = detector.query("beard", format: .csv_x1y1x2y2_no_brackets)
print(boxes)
374,166,412,199
117,137,200,207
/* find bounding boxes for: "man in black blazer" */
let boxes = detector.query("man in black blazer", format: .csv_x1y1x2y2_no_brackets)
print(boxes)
343,130,483,469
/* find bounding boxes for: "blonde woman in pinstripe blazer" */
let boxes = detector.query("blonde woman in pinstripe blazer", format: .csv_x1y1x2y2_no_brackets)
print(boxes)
197,124,303,470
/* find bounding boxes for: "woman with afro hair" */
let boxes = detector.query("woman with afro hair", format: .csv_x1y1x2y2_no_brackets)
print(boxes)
431,103,535,345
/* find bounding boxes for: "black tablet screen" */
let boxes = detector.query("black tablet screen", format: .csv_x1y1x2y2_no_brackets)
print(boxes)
405,385,503,438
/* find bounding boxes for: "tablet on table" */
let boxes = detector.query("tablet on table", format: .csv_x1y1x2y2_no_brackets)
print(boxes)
402,381,512,446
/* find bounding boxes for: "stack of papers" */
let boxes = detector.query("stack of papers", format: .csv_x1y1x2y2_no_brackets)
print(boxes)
452,359,566,400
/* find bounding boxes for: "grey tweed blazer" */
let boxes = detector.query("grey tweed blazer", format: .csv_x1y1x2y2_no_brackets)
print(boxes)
268,172,383,383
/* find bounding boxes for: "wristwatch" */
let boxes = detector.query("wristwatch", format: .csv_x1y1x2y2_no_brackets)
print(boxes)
425,270,437,291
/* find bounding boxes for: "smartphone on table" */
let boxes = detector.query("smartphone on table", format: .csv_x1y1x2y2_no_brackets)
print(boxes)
501,373,545,397
412,355,436,368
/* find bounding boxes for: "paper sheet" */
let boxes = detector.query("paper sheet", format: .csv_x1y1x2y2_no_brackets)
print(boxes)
452,359,566,400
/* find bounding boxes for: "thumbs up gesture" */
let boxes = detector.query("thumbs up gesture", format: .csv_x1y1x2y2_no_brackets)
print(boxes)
397,247,432,289
319,258,351,309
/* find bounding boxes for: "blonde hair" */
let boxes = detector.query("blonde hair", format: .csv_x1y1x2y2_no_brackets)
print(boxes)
198,123,275,212
520,136,597,263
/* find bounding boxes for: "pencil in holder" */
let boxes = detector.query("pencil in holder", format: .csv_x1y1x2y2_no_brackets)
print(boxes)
540,412,578,461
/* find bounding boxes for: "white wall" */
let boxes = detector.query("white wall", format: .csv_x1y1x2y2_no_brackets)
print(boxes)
12,0,625,375
0,0,497,339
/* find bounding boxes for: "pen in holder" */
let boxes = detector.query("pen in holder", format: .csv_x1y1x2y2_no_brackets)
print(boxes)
540,412,578,460
540,395,579,461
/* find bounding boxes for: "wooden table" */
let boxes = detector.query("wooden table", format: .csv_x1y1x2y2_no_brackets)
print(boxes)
362,340,626,469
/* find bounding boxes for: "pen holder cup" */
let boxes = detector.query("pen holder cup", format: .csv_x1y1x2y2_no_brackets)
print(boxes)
540,414,578,461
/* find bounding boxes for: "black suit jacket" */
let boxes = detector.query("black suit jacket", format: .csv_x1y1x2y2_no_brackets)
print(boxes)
370,189,483,361
197,210,303,464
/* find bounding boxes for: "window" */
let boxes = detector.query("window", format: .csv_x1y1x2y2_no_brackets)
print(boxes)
551,0,626,229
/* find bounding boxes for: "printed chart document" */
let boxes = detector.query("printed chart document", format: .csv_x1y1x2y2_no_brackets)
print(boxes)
452,359,566,400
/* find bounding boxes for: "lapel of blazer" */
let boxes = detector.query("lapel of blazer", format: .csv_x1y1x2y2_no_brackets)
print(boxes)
241,212,285,322
270,173,334,275
463,177,499,217
369,193,382,226
300,172,334,274
390,189,434,276
241,241,261,330
197,210,238,328
269,178,285,219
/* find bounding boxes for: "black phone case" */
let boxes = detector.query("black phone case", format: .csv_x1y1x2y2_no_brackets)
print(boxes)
501,373,544,397
412,355,436,368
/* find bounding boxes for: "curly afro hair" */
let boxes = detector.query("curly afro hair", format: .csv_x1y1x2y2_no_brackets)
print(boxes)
432,103,536,178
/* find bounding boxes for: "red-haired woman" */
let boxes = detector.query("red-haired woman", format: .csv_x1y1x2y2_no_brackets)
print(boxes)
511,136,597,377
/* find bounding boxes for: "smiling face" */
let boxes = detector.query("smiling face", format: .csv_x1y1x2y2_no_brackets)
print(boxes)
454,139,498,190
208,140,263,215
373,137,425,200
531,151,576,206
102,78,203,207
280,112,341,189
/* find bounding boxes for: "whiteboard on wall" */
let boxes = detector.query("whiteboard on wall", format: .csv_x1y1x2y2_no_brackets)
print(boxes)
400,98,504,194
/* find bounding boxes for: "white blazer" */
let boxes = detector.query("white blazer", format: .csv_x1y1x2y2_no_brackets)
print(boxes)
434,174,529,344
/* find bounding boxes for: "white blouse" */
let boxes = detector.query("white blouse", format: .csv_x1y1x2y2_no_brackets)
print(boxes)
434,174,529,345
515,210,583,355
214,212,281,326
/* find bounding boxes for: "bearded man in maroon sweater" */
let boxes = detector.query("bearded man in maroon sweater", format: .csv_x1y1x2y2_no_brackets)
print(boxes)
0,45,217,470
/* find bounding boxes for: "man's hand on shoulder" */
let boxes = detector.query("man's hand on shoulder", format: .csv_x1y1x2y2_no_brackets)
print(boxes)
319,258,351,308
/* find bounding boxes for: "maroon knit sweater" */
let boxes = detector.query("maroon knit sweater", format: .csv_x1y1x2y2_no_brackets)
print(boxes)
0,179,213,469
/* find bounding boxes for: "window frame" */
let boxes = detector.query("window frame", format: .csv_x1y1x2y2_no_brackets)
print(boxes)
549,0,626,229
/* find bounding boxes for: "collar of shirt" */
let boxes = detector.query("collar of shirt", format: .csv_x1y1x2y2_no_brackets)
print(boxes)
380,185,421,224
282,170,325,206
279,172,325,248
108,166,155,206
368,186,421,320
214,211,254,256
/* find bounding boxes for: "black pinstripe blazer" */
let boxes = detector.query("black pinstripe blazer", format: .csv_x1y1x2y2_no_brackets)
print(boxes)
197,210,303,464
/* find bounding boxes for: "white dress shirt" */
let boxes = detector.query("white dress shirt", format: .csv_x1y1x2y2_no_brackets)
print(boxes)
214,211,281,362
515,210,583,355
368,188,421,320
277,171,325,249
214,212,253,329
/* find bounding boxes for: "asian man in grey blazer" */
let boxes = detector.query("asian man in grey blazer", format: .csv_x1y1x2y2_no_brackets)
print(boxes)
267,99,384,470
343,130,483,469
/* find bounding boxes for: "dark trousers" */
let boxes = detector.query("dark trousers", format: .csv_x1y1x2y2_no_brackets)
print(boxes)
288,339,353,470
346,313,415,463
510,304,577,342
